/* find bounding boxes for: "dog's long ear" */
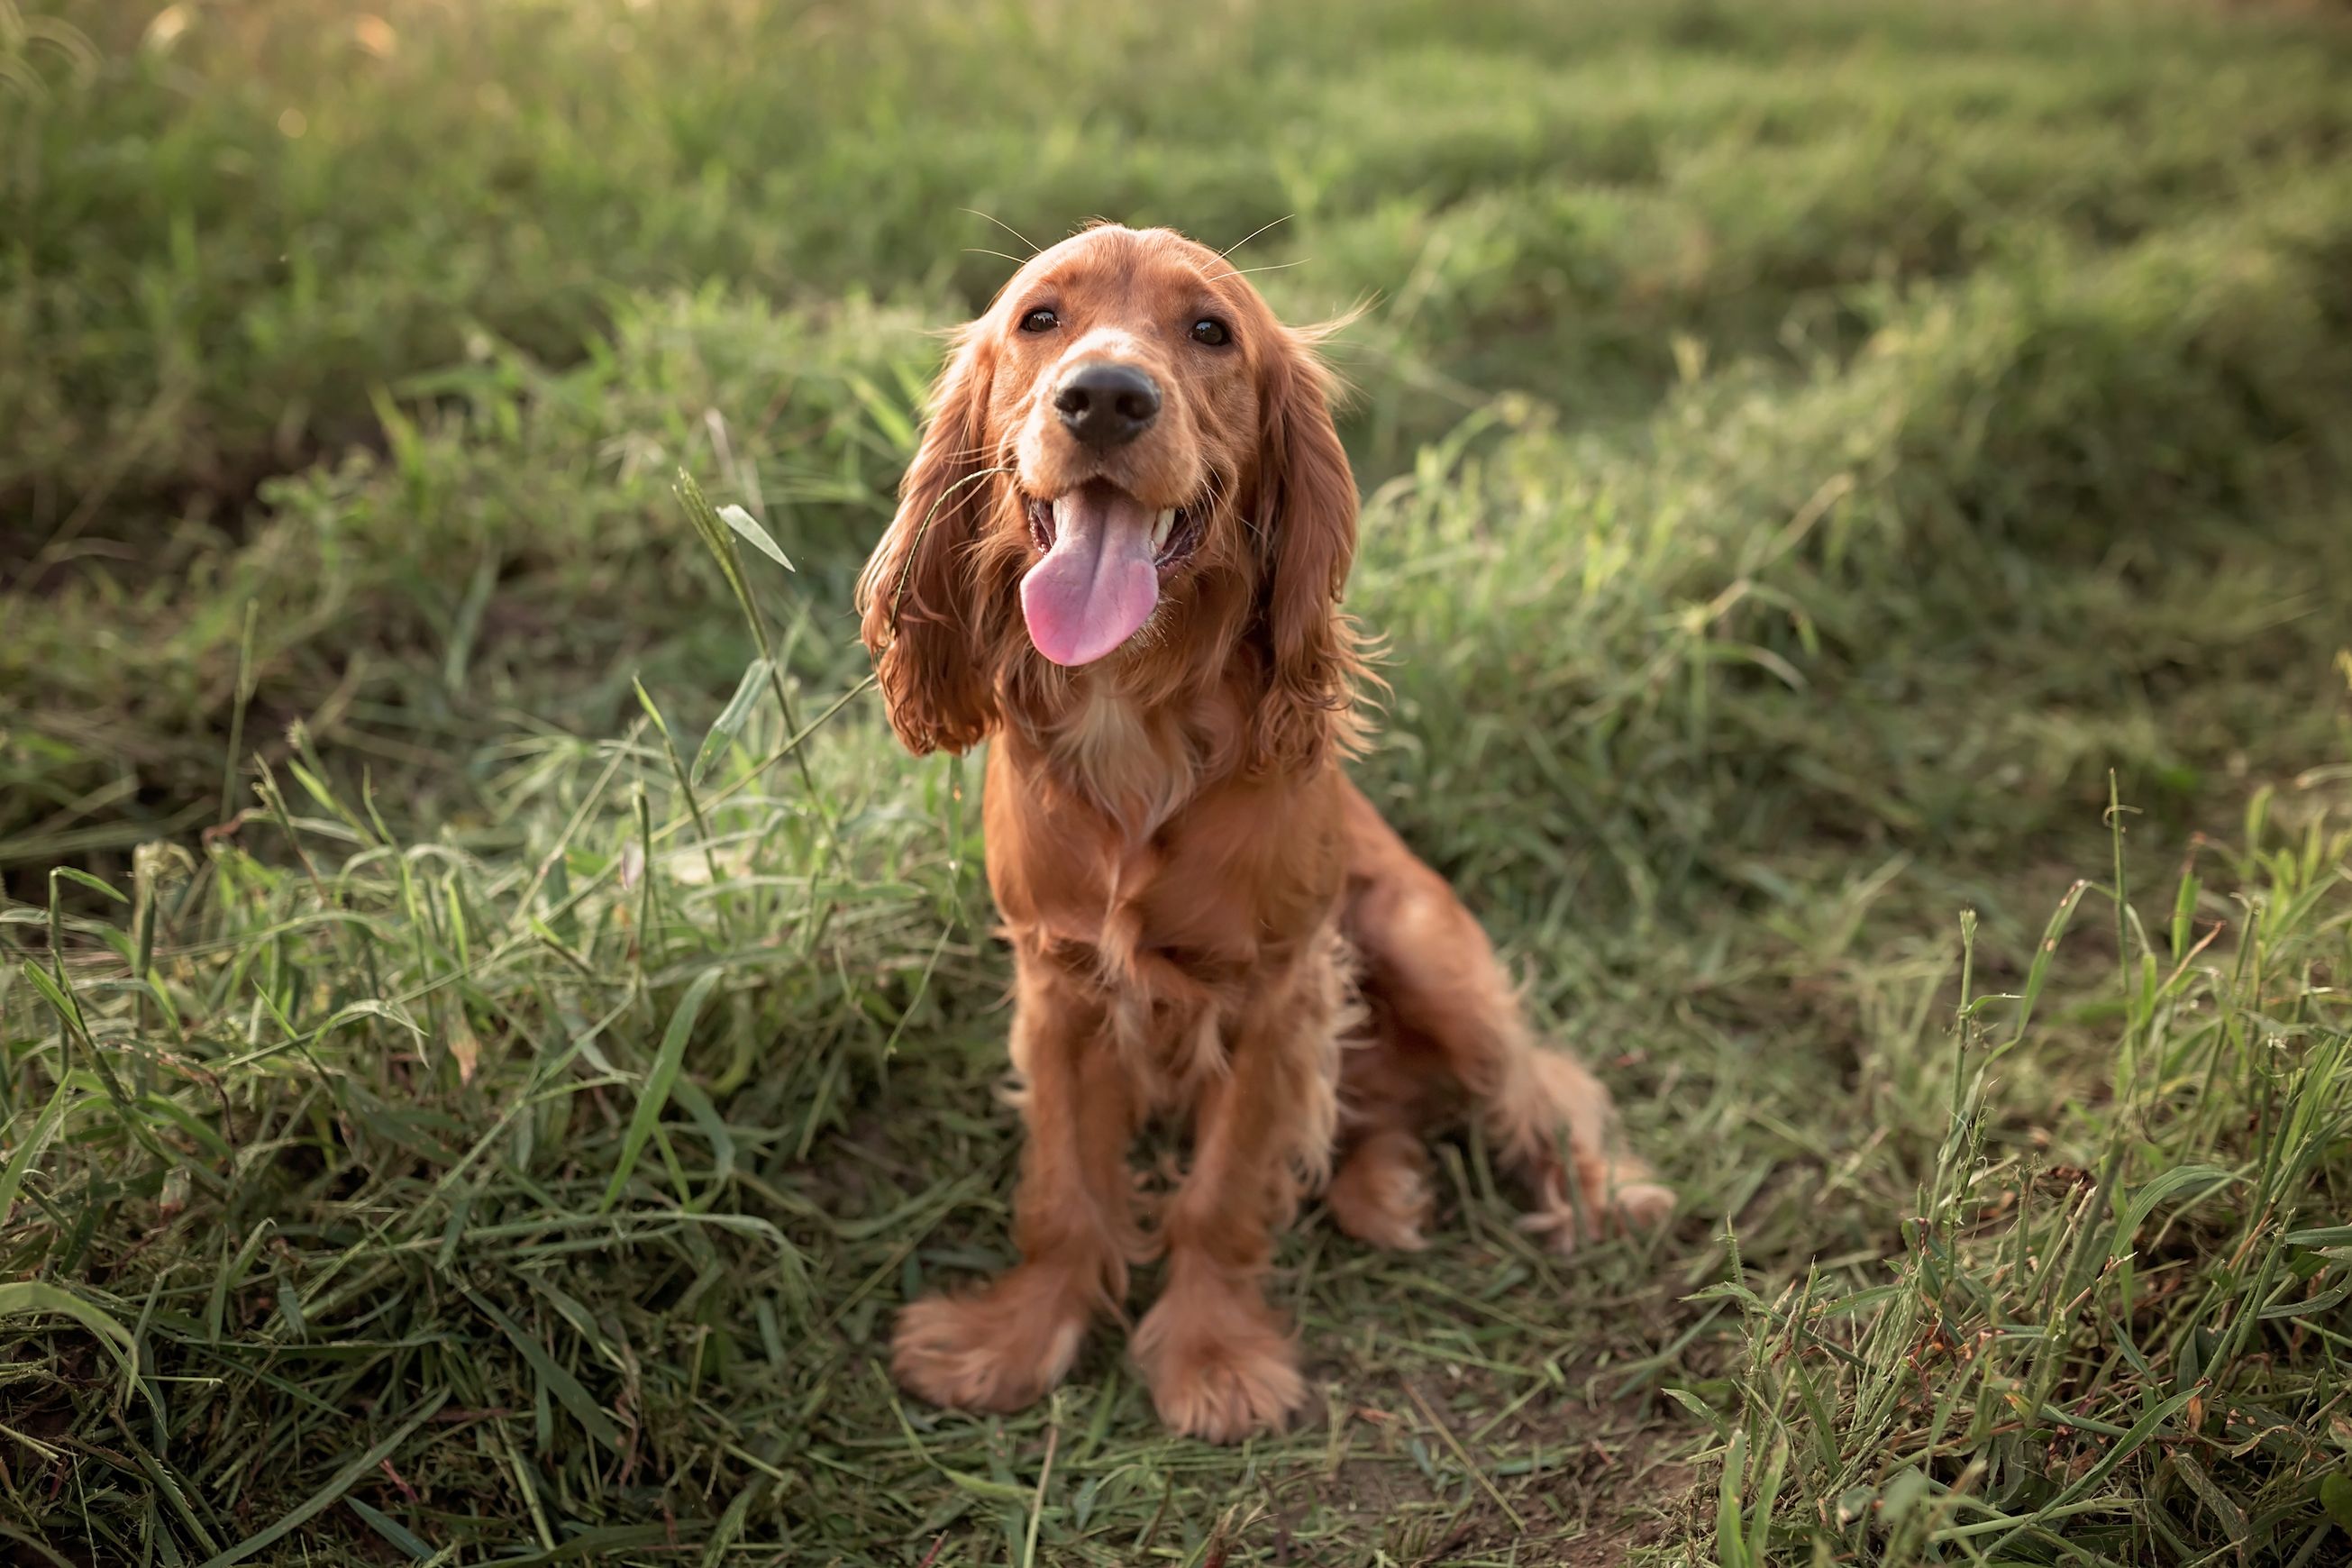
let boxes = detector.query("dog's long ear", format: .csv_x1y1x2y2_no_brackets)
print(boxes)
856,326,1000,755
1252,323,1363,770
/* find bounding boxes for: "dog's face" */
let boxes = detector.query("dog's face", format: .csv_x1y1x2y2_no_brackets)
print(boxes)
989,227,1270,667
857,223,1359,762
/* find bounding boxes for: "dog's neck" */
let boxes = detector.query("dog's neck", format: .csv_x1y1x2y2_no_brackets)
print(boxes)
1035,675,1202,835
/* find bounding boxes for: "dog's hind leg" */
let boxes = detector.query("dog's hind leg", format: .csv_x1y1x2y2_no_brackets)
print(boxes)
1338,782,1674,1253
1326,1014,1439,1252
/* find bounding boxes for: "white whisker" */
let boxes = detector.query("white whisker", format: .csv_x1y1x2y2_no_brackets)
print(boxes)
1219,214,1292,258
961,206,1040,256
1204,258,1312,285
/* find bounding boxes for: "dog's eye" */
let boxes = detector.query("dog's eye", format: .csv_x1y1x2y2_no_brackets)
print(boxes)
1019,307,1059,333
1190,317,1230,347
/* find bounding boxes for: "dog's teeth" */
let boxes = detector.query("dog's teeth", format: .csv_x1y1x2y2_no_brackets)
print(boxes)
1153,508,1176,550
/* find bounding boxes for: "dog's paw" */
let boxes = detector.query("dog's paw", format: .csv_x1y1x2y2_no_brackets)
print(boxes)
1326,1132,1435,1252
1133,1284,1305,1442
1521,1169,1677,1258
891,1271,1090,1414
1608,1179,1678,1233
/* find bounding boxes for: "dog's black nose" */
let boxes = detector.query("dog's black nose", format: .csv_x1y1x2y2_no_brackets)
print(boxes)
1053,361,1161,450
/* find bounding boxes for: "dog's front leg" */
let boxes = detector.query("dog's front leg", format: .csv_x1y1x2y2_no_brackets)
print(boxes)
1131,944,1339,1441
891,944,1141,1414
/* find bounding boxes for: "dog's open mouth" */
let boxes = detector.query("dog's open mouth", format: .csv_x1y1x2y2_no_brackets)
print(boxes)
1018,479,1207,668
1023,484,1205,570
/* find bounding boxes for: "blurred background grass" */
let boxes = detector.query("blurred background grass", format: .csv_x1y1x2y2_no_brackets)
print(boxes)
4,2,2351,1563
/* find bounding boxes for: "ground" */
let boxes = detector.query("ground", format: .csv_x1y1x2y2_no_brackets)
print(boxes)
4,1,2352,1563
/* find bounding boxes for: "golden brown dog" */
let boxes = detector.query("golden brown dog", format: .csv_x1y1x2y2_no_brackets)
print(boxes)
857,223,1672,1441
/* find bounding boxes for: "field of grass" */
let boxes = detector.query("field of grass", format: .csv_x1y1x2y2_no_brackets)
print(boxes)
5,0,2352,1563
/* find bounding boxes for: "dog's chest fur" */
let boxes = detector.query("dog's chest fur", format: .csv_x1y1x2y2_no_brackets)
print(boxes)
987,681,1354,1162
1046,682,1200,838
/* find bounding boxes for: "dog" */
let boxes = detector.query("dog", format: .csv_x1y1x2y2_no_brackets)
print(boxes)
855,223,1673,1441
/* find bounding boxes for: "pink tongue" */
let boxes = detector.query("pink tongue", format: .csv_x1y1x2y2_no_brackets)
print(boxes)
1020,486,1161,667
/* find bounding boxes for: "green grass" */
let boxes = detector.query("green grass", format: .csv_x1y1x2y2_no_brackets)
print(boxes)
5,0,2352,1563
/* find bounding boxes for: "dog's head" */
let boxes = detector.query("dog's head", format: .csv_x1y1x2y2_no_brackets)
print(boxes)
855,224,1358,765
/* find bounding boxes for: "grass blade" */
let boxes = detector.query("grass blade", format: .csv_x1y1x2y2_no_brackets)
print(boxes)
195,1388,451,1568
343,1497,433,1563
599,965,725,1211
458,1284,624,1452
0,1076,75,1230
693,658,771,789
717,503,795,571
0,1281,143,1407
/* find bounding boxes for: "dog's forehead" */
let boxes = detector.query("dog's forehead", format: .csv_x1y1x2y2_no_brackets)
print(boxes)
1003,226,1239,315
